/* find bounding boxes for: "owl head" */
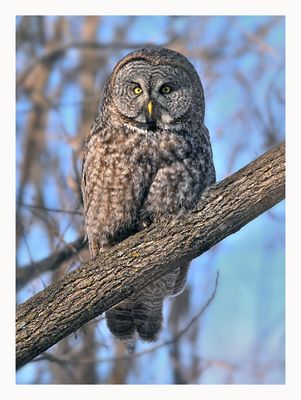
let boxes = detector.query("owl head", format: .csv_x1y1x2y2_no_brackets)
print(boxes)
105,48,205,131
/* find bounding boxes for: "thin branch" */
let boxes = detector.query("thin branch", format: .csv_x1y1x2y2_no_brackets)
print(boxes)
16,142,285,370
16,235,86,292
18,202,83,215
17,40,177,86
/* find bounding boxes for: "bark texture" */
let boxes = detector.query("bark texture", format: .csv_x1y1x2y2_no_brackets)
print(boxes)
16,142,285,370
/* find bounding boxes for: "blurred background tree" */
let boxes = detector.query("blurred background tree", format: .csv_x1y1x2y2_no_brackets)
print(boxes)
16,15,285,384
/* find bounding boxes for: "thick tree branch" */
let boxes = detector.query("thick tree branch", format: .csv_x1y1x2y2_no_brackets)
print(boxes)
32,271,219,366
16,142,285,370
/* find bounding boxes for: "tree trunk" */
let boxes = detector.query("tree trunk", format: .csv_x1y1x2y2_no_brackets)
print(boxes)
16,142,285,370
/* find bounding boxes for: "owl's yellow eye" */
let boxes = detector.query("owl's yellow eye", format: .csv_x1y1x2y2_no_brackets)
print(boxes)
133,86,142,95
160,85,172,94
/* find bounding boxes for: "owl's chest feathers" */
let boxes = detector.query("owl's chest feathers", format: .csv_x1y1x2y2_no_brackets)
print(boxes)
102,127,196,170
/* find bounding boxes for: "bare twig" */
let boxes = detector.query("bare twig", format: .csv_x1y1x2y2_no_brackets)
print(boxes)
17,40,178,86
16,235,86,292
18,203,83,215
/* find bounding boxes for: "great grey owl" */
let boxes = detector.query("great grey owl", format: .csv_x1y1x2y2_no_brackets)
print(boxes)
81,47,215,346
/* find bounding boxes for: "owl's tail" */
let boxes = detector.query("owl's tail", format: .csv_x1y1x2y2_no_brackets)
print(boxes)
132,296,163,342
105,296,163,348
106,265,189,344
105,296,163,345
105,300,136,343
133,264,189,340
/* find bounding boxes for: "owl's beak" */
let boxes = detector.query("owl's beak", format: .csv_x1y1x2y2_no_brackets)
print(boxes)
147,100,153,117
145,99,157,131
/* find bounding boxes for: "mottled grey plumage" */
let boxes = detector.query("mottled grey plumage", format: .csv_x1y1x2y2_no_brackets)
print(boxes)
81,48,215,344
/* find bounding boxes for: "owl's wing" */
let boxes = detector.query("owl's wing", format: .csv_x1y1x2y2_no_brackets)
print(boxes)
81,131,109,255
81,132,98,219
81,111,104,201
81,128,156,257
170,262,190,296
200,124,216,186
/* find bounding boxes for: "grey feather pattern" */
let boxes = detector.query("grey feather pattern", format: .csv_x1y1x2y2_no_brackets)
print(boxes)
81,48,215,343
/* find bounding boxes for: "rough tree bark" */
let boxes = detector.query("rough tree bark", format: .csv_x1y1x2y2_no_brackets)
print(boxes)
16,142,285,370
